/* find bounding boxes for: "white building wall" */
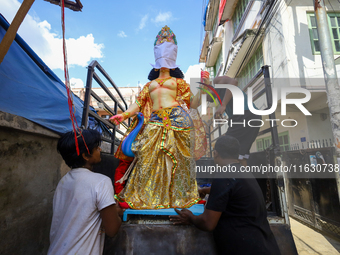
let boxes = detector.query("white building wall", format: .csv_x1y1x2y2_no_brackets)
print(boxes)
249,0,337,152
205,0,338,153
263,2,290,79
223,20,235,67
250,110,310,152
266,1,340,84
306,107,334,142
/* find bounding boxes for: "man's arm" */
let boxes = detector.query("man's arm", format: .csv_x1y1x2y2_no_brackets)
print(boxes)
100,204,123,237
171,178,233,231
170,208,222,232
214,76,238,117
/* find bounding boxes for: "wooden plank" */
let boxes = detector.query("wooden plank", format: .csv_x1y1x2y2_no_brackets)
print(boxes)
0,0,35,64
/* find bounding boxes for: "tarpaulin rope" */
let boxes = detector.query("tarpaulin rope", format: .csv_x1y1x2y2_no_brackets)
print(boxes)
61,0,89,155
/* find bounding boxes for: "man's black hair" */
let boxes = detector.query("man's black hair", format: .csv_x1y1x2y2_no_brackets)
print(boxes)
214,135,240,159
148,67,184,80
57,129,101,168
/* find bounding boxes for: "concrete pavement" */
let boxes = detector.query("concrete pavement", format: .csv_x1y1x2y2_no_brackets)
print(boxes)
290,217,340,255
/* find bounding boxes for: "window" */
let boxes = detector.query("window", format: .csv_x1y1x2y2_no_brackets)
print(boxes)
212,10,219,37
237,45,263,89
278,132,290,152
307,13,340,54
207,67,215,78
214,50,223,76
256,140,263,151
232,0,252,31
256,131,290,152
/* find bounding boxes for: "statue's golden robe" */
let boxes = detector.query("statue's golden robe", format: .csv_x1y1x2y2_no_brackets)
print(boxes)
115,78,205,209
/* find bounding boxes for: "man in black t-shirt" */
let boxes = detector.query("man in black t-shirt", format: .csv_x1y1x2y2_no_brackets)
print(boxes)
213,76,262,167
170,135,281,255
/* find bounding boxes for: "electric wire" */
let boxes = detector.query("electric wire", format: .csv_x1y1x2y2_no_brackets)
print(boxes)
328,0,335,12
234,0,281,77
199,0,207,63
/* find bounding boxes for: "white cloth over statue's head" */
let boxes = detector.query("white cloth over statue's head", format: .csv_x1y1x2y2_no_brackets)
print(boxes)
151,25,179,69
151,42,179,69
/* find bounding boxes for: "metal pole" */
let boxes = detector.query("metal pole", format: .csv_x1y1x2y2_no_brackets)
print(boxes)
314,0,340,202
263,65,279,216
262,65,280,156
81,65,94,128
209,124,212,158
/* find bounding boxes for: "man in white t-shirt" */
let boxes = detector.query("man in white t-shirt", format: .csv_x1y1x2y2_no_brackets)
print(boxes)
48,129,123,255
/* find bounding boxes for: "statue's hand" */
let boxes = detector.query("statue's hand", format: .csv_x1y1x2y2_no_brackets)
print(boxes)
202,77,210,86
201,70,210,81
109,114,124,125
200,70,210,94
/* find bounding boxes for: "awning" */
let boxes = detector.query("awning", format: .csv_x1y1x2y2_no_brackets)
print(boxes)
225,29,262,77
218,0,227,25
219,0,239,25
335,56,340,65
206,37,223,67
199,32,209,63
205,0,220,31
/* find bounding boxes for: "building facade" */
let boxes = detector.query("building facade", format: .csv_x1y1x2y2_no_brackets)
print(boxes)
200,0,338,152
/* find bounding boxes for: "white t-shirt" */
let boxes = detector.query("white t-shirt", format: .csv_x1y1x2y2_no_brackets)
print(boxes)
48,168,116,255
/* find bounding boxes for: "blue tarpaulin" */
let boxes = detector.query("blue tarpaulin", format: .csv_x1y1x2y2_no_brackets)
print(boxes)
202,1,209,27
0,14,85,134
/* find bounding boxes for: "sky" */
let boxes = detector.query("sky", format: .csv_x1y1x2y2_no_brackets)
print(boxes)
1,0,207,89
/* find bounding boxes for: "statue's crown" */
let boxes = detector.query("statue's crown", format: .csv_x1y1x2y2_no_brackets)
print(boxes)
154,25,177,46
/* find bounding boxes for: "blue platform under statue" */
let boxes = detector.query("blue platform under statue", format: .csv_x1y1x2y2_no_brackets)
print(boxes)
122,204,204,221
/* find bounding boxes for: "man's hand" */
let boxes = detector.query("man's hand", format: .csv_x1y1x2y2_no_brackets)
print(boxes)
117,205,125,218
214,105,226,119
109,114,124,125
198,187,211,199
171,207,222,232
169,208,193,225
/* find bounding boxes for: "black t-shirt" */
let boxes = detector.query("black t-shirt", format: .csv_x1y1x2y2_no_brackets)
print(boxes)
206,163,281,255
